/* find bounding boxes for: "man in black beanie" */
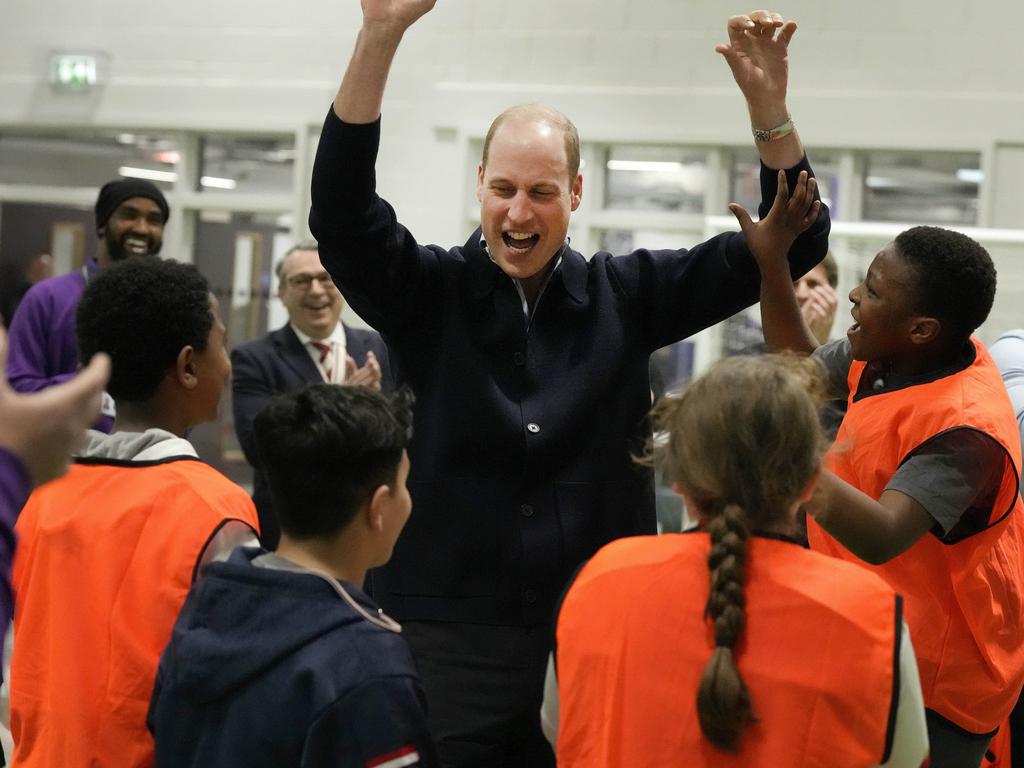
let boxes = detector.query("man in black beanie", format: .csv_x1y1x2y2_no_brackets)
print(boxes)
93,178,169,264
4,178,170,430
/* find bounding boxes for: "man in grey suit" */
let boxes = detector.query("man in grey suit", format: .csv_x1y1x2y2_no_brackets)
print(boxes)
231,242,392,549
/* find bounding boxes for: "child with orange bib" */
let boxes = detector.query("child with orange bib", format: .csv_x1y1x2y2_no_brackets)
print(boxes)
544,354,928,767
10,259,260,768
735,172,1024,767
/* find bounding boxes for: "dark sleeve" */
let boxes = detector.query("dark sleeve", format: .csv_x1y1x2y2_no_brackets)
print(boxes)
885,428,1010,540
369,332,396,393
309,109,440,341
550,560,589,678
0,449,29,634
146,662,164,736
230,344,273,468
301,677,439,768
607,155,831,350
812,337,853,401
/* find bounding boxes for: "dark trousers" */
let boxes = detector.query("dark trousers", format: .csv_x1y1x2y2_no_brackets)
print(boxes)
926,709,996,768
401,621,555,768
1011,691,1023,768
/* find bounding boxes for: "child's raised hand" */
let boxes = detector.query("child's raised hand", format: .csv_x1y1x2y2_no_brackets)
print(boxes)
729,170,821,275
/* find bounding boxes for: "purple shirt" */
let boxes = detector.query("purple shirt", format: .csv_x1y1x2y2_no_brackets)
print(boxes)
5,267,87,393
5,261,113,432
0,448,29,639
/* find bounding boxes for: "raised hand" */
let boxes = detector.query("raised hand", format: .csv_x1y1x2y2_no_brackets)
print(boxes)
715,10,797,116
731,170,823,355
729,170,820,273
336,0,437,123
0,326,110,487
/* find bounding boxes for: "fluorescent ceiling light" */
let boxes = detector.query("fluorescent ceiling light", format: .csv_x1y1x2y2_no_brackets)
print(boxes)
956,168,983,184
118,166,176,183
606,160,685,173
118,166,237,190
264,149,297,162
200,175,237,190
865,175,897,189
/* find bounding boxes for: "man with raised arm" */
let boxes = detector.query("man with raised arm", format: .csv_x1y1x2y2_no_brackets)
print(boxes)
310,4,829,765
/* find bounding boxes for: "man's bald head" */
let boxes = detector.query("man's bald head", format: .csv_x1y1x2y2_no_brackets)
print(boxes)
482,104,580,183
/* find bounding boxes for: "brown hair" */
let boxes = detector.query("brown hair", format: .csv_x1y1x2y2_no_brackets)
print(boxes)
481,104,581,181
650,355,827,751
820,251,839,288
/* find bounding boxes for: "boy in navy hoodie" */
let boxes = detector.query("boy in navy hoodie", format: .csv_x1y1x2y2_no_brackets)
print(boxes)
148,384,437,768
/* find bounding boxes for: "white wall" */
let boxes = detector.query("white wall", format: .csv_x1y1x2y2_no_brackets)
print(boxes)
3,0,1024,247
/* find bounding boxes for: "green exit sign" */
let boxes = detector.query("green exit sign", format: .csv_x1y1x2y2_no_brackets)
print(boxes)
49,54,99,91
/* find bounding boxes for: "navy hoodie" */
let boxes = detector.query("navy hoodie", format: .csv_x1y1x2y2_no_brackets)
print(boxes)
148,547,437,767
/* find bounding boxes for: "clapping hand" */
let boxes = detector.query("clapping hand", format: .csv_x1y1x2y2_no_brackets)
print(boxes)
344,350,383,391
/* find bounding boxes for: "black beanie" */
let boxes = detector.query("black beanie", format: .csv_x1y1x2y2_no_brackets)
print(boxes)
94,179,170,234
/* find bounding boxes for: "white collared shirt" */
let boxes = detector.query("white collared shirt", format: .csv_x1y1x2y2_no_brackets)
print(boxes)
290,323,348,384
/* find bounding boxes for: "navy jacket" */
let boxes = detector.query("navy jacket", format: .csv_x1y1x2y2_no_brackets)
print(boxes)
148,547,437,768
310,109,830,626
231,323,391,548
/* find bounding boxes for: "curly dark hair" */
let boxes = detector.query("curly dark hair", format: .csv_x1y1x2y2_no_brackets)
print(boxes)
76,258,214,403
894,226,996,339
254,384,415,539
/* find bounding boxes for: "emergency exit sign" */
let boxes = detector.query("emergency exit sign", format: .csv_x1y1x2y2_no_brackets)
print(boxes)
49,53,100,91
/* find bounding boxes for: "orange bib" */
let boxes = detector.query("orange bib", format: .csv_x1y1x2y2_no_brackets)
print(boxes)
556,533,900,767
808,338,1024,732
11,458,258,768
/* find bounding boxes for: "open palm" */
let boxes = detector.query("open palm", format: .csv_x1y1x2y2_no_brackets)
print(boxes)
716,12,796,107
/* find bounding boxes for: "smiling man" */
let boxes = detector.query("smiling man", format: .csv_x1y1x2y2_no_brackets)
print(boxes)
231,242,392,549
310,4,830,765
4,178,169,431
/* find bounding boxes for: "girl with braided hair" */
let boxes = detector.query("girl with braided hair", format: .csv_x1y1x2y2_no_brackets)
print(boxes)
543,355,928,767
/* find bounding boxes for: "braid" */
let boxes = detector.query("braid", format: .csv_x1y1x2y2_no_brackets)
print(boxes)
697,504,756,751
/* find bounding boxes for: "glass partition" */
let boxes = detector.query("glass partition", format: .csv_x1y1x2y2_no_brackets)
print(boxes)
863,150,981,225
604,145,708,213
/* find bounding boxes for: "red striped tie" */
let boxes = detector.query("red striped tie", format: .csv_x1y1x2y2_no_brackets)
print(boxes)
310,341,333,383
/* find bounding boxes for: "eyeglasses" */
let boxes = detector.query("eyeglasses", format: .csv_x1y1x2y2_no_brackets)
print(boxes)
286,272,337,290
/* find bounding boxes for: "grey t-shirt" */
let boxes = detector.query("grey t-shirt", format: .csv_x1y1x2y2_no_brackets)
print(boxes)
814,338,1009,541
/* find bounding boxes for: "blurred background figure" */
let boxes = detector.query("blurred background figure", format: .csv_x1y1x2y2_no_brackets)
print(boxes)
794,251,839,345
231,241,391,550
3,179,168,433
0,253,52,329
